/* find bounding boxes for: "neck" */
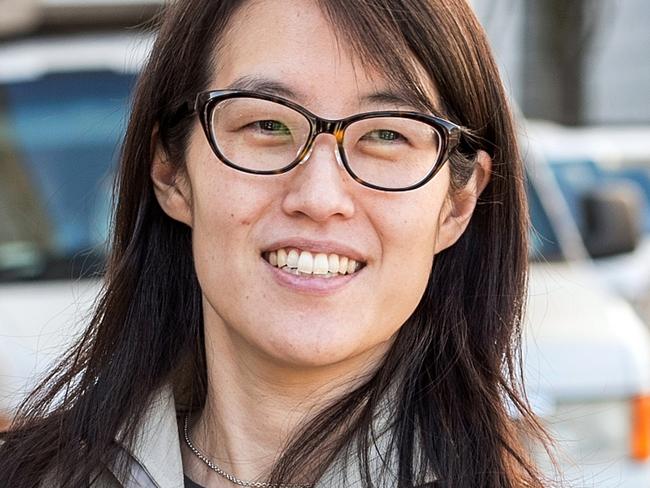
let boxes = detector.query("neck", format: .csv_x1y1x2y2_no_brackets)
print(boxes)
183,309,389,487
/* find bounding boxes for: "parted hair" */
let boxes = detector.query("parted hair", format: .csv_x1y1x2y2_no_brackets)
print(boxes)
0,1,550,486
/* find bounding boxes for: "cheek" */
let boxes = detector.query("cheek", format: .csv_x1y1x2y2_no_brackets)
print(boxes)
187,174,265,334
378,193,446,265
183,150,260,276
186,139,259,231
192,189,253,232
387,214,438,293
370,192,448,327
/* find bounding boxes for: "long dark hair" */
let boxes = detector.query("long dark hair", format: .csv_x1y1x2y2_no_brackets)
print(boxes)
0,1,550,486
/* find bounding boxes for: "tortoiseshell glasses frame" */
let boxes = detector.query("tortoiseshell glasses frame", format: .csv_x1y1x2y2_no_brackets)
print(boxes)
181,89,463,192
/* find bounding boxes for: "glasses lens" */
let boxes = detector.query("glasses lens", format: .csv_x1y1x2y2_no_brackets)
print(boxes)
343,117,442,189
211,97,311,172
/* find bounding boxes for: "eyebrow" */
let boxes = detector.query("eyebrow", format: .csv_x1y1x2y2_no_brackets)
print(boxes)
363,91,425,111
225,75,428,112
226,75,299,99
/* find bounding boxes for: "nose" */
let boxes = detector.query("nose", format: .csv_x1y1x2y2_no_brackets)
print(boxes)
281,134,356,222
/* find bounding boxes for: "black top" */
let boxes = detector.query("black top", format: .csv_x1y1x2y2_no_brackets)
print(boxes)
184,475,205,488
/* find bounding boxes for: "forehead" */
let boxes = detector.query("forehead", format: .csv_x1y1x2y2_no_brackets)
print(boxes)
211,0,440,114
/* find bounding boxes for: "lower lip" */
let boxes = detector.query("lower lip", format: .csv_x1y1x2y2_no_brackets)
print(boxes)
262,258,360,296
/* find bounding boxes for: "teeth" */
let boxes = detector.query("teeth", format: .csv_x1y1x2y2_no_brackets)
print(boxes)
297,251,313,274
327,254,339,274
287,249,300,269
339,256,349,275
313,253,329,275
265,248,363,276
277,248,287,267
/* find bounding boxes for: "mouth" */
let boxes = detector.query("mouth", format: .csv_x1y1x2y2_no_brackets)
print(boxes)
262,247,366,278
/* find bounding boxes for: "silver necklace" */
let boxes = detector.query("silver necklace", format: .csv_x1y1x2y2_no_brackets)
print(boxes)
183,414,313,488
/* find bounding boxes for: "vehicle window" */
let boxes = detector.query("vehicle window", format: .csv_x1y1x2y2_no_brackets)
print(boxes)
604,167,650,233
548,159,601,234
0,70,135,281
551,159,650,235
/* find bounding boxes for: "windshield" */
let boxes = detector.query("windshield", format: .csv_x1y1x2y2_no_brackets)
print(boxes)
0,71,135,281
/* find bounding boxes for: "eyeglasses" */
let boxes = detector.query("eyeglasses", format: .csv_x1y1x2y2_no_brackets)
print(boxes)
185,90,462,192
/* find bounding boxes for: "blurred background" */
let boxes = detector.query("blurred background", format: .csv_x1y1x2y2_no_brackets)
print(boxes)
0,0,649,486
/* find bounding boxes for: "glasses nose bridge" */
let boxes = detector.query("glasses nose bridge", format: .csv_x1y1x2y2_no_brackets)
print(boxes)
297,116,346,171
314,117,345,144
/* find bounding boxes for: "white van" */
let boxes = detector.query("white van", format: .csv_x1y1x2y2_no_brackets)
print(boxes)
1,30,650,488
524,130,650,486
526,121,650,323
0,32,150,411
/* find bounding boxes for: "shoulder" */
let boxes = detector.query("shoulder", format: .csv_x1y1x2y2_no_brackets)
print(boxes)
90,470,123,487
0,385,182,488
108,385,185,488
33,468,123,488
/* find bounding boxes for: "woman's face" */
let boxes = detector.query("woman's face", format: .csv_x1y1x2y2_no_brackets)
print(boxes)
155,0,480,370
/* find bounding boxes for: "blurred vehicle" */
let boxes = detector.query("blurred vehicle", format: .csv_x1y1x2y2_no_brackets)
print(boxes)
0,31,150,413
524,147,650,486
0,0,162,37
1,23,650,488
526,121,650,323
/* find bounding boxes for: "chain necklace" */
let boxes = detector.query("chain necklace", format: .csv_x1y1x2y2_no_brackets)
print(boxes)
183,414,313,488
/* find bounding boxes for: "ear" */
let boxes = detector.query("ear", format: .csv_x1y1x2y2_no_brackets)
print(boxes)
434,150,492,253
150,132,193,227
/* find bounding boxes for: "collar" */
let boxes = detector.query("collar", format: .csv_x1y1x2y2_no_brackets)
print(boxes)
111,385,185,488
111,385,437,488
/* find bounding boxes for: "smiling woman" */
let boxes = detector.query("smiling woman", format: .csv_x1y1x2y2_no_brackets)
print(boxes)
0,1,548,487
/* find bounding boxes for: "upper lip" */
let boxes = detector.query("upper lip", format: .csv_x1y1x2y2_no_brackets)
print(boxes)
262,238,368,263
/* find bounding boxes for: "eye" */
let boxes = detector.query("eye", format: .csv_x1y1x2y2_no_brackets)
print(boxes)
253,120,292,135
360,129,407,143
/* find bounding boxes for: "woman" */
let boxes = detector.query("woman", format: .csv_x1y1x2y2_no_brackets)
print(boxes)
0,0,549,486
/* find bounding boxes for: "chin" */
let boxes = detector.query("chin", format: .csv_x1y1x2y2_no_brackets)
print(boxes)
256,328,390,373
261,339,357,369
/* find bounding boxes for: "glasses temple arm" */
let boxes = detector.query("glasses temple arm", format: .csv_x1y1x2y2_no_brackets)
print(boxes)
167,98,197,127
